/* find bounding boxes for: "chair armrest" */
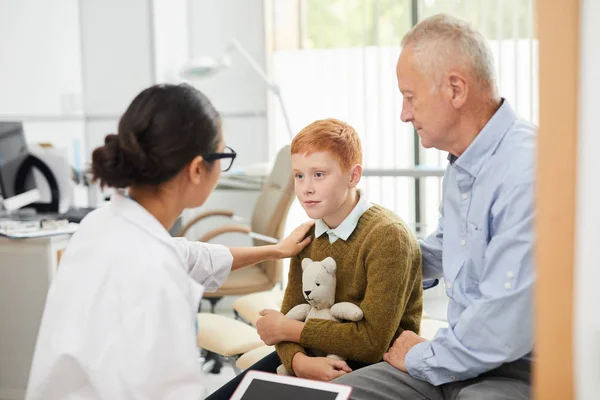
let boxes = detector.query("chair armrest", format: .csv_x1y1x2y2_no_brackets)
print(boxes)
199,225,279,244
178,209,235,236
199,224,252,242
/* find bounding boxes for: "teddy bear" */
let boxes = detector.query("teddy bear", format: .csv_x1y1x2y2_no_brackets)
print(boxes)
276,257,364,375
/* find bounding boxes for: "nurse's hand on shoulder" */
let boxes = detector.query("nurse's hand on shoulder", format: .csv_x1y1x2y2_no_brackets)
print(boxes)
229,221,314,271
275,220,315,258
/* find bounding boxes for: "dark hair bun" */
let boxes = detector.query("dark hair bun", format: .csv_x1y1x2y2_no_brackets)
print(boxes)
90,83,221,188
91,134,133,188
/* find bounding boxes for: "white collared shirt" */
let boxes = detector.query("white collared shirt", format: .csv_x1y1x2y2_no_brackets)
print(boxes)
26,192,233,400
315,189,372,244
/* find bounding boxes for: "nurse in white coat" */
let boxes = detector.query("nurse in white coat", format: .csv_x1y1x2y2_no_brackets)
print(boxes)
26,83,314,400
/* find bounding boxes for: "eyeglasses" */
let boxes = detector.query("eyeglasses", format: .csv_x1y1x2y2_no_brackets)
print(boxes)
203,145,237,172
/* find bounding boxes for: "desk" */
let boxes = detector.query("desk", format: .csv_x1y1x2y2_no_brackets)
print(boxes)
0,234,71,400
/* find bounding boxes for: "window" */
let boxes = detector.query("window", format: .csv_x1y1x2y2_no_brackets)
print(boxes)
269,0,537,242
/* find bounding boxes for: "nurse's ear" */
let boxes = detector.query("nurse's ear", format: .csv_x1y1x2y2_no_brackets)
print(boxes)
186,155,205,184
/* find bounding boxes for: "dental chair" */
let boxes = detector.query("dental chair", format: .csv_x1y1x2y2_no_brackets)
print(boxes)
179,145,295,314
181,145,294,373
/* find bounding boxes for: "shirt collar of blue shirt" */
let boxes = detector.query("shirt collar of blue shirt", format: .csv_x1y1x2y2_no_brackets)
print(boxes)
448,98,517,177
314,188,372,243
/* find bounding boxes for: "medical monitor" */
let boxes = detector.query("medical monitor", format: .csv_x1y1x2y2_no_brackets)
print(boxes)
0,122,41,212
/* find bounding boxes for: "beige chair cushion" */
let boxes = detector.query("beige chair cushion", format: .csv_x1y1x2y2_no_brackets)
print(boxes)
197,313,265,356
205,266,273,297
233,290,284,326
235,345,276,370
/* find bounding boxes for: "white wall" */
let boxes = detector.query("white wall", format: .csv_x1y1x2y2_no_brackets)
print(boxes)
0,0,83,117
79,0,156,205
0,0,269,211
188,0,268,167
0,0,84,165
177,0,271,253
152,0,189,83
574,0,600,398
79,0,154,117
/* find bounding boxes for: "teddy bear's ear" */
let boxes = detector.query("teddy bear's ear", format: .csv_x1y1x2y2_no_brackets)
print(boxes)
322,257,336,275
301,258,313,271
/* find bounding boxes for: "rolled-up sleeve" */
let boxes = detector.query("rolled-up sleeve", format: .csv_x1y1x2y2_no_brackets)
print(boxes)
171,238,233,292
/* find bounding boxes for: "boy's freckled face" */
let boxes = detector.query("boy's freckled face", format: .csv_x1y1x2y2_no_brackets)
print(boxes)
291,151,351,221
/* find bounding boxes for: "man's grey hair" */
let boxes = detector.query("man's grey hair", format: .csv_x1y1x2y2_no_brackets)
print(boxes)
401,14,497,95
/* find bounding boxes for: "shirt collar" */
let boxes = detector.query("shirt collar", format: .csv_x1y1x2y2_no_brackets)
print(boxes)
451,99,516,177
109,191,174,244
314,189,371,242
110,191,205,311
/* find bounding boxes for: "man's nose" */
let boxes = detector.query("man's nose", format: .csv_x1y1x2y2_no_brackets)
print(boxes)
401,107,413,123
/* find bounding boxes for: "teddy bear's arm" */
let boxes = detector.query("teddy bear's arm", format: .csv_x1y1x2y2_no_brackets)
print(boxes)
330,302,364,322
285,304,312,321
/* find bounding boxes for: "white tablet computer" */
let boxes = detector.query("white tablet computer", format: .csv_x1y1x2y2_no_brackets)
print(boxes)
230,370,353,400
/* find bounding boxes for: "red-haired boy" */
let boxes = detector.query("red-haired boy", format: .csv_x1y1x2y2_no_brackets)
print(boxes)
260,118,423,379
206,119,423,399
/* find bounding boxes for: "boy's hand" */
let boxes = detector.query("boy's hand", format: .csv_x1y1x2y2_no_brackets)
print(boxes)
257,309,305,345
256,309,287,345
292,353,352,381
275,221,314,258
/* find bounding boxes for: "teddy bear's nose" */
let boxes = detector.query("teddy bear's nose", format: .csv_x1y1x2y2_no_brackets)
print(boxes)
304,290,312,296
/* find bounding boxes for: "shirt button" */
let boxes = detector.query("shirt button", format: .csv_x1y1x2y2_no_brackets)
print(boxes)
461,193,468,200
507,271,514,279
446,282,452,289
505,282,512,290
460,239,466,246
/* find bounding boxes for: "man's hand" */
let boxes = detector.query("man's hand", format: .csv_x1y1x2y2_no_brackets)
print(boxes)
292,353,352,381
275,220,315,258
383,330,426,372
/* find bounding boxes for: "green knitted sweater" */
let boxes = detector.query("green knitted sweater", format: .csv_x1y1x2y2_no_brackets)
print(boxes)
276,204,423,373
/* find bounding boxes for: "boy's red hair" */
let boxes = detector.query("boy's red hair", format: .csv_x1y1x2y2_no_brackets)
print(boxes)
291,118,363,171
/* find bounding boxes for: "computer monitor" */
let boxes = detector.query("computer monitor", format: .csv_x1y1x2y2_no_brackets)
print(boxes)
0,122,41,212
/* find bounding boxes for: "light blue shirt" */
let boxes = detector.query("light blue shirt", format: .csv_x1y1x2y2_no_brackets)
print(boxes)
405,100,536,385
315,189,371,243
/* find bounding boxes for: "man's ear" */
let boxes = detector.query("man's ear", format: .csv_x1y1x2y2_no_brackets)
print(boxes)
187,155,205,184
348,164,363,188
447,71,468,109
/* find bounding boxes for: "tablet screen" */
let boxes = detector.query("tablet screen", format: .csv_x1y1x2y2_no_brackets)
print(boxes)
230,370,352,400
239,379,339,400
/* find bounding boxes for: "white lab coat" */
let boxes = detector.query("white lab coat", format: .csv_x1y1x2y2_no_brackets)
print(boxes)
26,192,233,400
